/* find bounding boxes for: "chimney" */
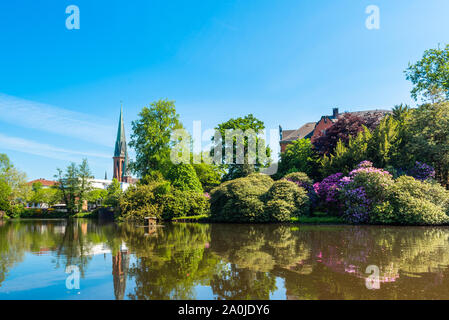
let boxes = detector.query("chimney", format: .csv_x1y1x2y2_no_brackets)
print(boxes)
333,107,339,118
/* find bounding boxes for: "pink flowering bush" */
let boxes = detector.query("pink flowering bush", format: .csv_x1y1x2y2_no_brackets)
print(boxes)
339,162,394,223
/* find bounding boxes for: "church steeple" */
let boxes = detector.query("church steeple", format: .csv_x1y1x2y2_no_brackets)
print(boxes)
113,104,129,183
114,104,127,158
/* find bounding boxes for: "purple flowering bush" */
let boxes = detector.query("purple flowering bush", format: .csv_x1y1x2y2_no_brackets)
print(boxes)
339,162,394,223
314,161,394,223
313,172,344,214
408,161,436,181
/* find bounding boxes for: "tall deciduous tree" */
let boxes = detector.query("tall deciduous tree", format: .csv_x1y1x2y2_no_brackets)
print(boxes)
214,114,271,181
405,44,449,102
129,99,183,178
406,101,449,187
0,153,30,209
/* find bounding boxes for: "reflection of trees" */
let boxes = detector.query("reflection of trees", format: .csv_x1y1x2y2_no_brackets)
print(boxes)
211,265,276,300
5,220,449,300
123,223,222,300
278,226,449,299
0,220,66,287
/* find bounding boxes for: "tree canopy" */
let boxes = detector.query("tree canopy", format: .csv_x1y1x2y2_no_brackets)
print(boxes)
405,44,449,102
129,99,183,177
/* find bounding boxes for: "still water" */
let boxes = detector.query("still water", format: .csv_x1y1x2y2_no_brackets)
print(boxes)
1,219,449,300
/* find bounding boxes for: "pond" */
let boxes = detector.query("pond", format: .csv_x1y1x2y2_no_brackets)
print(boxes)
1,219,449,300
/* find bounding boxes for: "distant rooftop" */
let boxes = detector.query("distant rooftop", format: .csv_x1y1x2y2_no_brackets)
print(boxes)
27,178,57,187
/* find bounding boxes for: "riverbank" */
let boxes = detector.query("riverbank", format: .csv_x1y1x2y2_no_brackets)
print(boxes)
171,212,345,224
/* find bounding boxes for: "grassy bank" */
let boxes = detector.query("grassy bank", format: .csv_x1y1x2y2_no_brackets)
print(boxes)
171,212,344,224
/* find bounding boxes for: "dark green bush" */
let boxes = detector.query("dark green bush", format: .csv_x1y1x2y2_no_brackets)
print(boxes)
210,173,310,222
265,180,310,219
118,182,170,221
388,176,449,225
210,173,273,222
265,199,295,222
283,172,313,186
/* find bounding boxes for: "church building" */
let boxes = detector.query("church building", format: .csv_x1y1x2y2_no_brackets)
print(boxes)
113,106,132,183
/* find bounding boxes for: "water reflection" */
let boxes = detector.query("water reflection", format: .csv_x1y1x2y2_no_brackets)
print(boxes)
1,220,449,299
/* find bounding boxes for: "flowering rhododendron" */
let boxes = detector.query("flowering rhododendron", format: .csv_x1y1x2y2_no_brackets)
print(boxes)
408,161,435,181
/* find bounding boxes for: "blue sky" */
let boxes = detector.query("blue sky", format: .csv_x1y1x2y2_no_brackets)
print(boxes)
0,0,448,180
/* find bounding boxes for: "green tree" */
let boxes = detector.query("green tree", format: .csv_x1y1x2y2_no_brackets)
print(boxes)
29,182,60,207
214,114,271,181
320,127,372,177
129,99,183,177
104,178,122,207
369,115,400,168
54,159,93,215
0,180,11,213
405,44,449,102
277,138,317,179
0,154,30,207
167,164,203,193
86,189,108,206
406,101,449,187
192,162,223,192
77,159,93,211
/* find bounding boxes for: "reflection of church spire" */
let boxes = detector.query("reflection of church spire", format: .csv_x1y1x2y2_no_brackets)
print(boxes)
112,242,130,300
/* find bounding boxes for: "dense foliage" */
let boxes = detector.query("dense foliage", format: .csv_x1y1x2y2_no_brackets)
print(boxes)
314,161,449,225
129,99,183,177
314,113,380,155
214,114,271,181
277,139,318,179
209,173,309,222
167,164,203,193
118,176,208,222
54,159,93,215
405,44,449,102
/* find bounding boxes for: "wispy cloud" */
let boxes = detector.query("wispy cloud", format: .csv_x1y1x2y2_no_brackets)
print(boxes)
0,93,115,146
0,133,110,162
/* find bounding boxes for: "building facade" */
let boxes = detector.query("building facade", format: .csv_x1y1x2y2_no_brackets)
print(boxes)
279,108,391,152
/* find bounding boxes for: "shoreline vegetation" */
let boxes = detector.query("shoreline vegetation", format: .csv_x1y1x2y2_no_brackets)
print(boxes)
2,45,449,226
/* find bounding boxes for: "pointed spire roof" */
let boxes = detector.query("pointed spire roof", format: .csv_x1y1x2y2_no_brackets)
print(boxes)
114,104,127,158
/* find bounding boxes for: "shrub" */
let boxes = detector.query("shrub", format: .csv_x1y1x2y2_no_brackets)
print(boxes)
283,172,313,186
167,164,203,193
118,181,170,221
284,172,317,210
388,176,449,225
210,173,273,222
265,199,295,222
313,172,344,214
162,190,209,219
393,196,448,225
265,180,310,217
339,162,394,223
407,161,436,181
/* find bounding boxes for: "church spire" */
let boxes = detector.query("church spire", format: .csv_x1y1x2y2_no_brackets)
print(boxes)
113,103,129,183
114,103,127,158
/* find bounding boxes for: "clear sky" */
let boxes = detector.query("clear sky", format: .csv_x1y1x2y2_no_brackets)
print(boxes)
0,0,448,180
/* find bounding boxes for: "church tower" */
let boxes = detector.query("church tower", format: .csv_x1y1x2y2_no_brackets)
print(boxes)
113,105,130,183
